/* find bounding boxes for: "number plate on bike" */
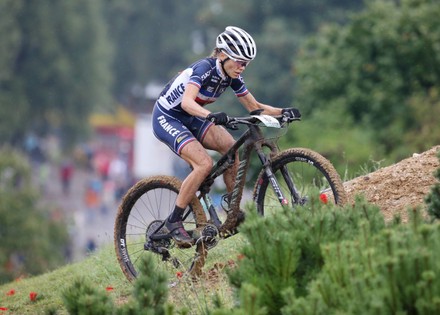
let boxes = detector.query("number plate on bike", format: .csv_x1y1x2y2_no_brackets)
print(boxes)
252,115,281,128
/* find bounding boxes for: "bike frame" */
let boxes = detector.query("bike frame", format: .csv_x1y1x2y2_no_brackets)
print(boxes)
196,120,294,233
149,115,298,241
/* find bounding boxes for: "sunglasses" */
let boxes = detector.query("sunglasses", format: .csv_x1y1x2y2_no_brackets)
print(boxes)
226,54,250,67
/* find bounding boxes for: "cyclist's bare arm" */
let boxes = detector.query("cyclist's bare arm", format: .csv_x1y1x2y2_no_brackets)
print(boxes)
182,84,282,118
238,92,283,116
181,83,212,118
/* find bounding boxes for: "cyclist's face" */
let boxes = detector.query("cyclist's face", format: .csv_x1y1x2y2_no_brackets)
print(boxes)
221,54,249,78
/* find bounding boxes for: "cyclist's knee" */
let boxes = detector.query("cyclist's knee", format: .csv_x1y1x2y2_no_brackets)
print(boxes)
194,156,213,176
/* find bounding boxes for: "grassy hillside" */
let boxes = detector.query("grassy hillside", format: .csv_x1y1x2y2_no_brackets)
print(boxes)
0,236,244,314
0,246,131,314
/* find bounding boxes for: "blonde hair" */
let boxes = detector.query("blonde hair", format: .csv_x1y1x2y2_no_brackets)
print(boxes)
209,48,222,58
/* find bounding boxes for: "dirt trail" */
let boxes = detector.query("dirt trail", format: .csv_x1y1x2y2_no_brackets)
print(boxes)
343,145,440,222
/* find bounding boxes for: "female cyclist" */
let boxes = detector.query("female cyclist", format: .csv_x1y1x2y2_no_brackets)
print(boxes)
152,26,300,247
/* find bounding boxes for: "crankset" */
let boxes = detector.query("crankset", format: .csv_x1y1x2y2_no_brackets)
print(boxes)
195,224,219,250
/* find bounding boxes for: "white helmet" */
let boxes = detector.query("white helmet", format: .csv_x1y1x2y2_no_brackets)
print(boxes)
216,26,257,62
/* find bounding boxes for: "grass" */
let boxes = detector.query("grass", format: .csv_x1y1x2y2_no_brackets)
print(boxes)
0,235,245,314
0,246,132,314
167,235,245,313
353,157,387,178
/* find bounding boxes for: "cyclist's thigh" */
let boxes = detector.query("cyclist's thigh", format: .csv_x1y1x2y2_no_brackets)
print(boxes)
202,126,235,154
179,140,213,168
152,106,196,155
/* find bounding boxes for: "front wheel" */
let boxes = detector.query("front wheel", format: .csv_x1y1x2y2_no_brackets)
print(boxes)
254,148,347,215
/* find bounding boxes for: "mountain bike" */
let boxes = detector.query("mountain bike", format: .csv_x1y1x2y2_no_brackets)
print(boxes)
114,109,347,281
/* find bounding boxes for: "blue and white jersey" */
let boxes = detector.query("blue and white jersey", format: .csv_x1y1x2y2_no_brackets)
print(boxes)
156,57,248,112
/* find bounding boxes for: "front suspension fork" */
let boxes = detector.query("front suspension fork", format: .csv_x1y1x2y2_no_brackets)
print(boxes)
263,163,289,205
256,148,301,206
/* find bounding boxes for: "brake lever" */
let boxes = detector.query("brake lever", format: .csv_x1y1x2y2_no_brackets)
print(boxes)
281,114,301,125
225,117,239,130
281,114,295,125
226,122,239,130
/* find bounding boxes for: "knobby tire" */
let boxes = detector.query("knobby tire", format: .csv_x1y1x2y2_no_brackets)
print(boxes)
254,148,347,214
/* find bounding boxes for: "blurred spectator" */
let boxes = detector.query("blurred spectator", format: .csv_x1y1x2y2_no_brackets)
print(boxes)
60,159,74,195
24,133,46,164
109,155,128,200
93,152,110,180
86,238,97,254
85,175,102,211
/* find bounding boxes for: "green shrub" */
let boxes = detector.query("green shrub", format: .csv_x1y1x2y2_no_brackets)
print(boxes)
225,194,385,315
118,253,171,315
62,278,114,315
61,253,175,315
285,208,440,315
0,146,69,283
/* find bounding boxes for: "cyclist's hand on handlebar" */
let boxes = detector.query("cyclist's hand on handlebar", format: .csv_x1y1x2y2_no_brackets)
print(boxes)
281,107,301,119
206,112,229,125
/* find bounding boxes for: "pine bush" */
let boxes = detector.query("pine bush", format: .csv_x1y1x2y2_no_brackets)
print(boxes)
62,278,114,315
225,193,386,315
118,252,170,315
62,253,173,315
286,208,440,315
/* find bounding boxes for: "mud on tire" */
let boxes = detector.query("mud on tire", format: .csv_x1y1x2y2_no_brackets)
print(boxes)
254,148,347,215
114,175,204,281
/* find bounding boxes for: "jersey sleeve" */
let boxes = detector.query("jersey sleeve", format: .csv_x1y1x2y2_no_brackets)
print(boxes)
157,69,192,109
230,76,249,97
188,59,213,88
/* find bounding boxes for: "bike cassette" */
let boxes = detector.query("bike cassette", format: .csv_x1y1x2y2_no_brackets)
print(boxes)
196,224,219,250
144,220,172,251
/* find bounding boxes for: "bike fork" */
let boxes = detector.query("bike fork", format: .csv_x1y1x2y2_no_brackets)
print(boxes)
257,151,300,206
279,165,304,205
265,166,289,205
255,149,285,205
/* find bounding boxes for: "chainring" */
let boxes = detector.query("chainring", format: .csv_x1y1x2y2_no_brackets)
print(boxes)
196,223,219,250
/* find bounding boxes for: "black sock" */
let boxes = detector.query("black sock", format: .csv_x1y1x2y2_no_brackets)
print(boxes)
168,205,185,223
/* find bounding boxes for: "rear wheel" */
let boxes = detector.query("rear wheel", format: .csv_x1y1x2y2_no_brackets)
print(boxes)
254,148,346,215
114,176,202,281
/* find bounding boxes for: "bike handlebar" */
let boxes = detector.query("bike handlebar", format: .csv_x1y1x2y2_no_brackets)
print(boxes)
224,113,301,130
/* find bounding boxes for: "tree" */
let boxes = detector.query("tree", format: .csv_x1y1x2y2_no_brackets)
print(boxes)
0,147,69,283
0,0,26,144
196,0,364,106
295,0,440,159
104,0,206,106
0,0,113,147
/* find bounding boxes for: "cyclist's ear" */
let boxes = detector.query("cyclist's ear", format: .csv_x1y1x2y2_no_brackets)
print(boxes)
249,109,264,115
